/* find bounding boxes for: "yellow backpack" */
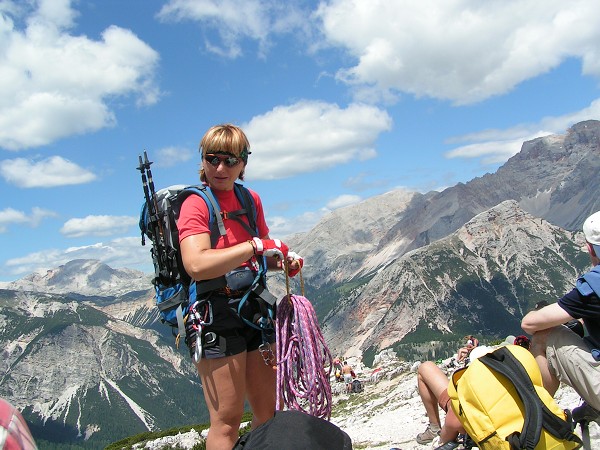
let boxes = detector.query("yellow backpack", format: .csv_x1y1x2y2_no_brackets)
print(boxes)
448,345,582,450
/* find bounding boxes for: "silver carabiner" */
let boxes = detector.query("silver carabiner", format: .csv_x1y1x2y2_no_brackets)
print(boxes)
259,342,275,366
193,324,203,363
191,300,214,327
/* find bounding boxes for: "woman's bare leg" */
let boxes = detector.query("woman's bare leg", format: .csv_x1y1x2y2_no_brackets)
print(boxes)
198,353,247,450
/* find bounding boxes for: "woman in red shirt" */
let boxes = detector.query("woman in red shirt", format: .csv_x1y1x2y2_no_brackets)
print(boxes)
178,124,302,450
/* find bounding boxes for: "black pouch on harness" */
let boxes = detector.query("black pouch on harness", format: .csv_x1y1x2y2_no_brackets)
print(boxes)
233,410,352,450
225,266,256,291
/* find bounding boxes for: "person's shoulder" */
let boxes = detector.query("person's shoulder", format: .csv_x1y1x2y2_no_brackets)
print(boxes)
560,286,593,305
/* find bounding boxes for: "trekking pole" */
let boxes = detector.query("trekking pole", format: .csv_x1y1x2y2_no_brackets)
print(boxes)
137,155,152,246
143,152,170,258
143,152,157,200
143,151,163,232
137,151,170,281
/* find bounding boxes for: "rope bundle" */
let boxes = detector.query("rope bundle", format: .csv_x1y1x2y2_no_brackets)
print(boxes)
276,269,333,419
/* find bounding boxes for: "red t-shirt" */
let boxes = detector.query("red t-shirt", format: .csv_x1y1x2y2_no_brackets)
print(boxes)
177,186,269,248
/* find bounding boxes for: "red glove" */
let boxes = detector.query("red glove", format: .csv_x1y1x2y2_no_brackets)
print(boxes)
251,237,289,260
287,251,304,277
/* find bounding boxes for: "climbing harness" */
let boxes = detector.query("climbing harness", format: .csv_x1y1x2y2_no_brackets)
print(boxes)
276,263,333,419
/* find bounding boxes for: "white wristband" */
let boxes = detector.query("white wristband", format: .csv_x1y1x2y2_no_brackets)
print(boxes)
252,237,264,254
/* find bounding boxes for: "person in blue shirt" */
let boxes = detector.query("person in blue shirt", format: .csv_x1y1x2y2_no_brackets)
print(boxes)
522,211,600,413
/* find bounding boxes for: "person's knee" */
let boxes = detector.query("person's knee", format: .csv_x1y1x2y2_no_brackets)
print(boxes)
529,329,551,356
418,360,436,375
208,417,241,445
211,404,244,429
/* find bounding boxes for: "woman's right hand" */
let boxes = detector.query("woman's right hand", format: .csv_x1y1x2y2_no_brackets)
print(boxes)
251,237,289,260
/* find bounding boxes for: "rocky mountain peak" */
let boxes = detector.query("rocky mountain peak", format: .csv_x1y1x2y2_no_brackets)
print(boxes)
5,259,151,297
322,200,588,359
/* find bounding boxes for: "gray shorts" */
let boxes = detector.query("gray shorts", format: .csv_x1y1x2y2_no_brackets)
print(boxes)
546,325,600,410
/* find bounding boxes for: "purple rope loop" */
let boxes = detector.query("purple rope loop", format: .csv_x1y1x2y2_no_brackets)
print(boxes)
276,294,333,419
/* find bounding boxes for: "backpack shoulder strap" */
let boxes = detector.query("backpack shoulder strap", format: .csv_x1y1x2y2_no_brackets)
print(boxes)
223,183,259,237
479,347,542,450
179,184,258,240
234,183,258,234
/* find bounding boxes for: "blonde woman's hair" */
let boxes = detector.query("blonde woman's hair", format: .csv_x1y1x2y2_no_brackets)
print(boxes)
199,124,250,182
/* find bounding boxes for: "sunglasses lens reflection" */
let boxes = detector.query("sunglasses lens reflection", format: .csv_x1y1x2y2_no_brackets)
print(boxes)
205,154,241,167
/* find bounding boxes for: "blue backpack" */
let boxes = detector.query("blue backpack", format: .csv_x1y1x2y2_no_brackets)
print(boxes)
137,153,263,339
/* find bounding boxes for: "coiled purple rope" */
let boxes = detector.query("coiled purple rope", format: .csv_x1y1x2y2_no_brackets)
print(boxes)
276,291,333,419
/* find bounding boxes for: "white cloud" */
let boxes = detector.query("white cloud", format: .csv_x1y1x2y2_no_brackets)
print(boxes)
61,215,139,238
154,146,196,168
326,194,361,210
0,0,160,150
0,206,57,232
445,138,531,165
3,236,152,278
242,100,392,180
157,0,310,58
315,0,600,105
268,208,329,238
0,156,96,187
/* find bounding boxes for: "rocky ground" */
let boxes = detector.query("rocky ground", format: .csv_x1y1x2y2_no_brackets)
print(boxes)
139,351,600,449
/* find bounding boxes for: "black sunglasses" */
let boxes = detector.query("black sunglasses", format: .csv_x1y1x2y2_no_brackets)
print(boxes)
204,153,242,168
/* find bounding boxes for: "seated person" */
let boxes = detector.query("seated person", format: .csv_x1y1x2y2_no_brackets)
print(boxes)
415,342,505,448
456,335,479,363
415,361,466,445
521,211,600,414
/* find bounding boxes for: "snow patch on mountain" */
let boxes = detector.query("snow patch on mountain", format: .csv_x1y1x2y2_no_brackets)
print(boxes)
105,377,156,431
33,384,80,425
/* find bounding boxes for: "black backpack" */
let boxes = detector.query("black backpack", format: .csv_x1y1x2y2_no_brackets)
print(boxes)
233,410,353,450
351,379,363,393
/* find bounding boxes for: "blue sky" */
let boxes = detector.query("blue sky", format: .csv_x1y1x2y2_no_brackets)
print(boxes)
1,0,600,282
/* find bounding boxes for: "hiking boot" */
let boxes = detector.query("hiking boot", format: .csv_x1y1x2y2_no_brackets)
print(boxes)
433,440,459,450
416,423,441,444
460,434,476,449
